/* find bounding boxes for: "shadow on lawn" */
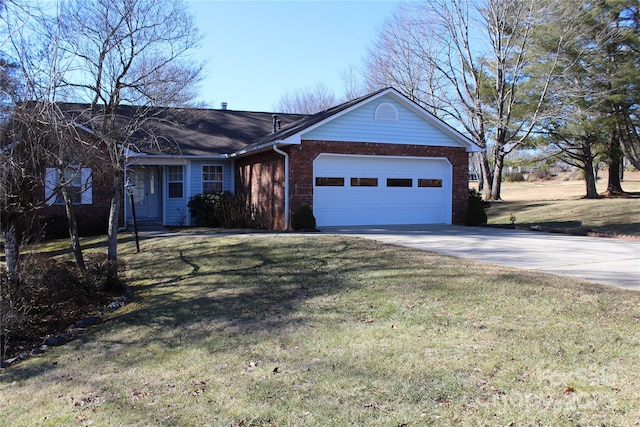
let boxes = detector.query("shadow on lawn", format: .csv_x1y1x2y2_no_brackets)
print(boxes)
3,235,406,379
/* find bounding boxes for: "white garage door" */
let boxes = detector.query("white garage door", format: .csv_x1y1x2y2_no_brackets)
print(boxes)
313,154,452,226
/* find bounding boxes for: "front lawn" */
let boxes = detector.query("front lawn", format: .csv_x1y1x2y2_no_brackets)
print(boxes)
1,234,639,426
485,173,640,236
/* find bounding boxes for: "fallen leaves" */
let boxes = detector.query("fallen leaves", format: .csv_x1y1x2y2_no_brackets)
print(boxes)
131,390,148,401
191,381,206,396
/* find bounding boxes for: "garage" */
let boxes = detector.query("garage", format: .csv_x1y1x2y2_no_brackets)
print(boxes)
313,154,452,226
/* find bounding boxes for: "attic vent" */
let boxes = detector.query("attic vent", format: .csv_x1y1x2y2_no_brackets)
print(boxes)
374,102,399,122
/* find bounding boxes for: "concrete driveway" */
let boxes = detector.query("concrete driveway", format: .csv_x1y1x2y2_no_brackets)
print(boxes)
322,225,640,291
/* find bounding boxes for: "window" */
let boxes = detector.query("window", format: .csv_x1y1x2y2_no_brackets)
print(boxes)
316,177,344,186
351,177,378,187
202,165,223,194
167,166,184,198
57,168,82,204
387,178,413,187
418,178,443,188
45,167,92,205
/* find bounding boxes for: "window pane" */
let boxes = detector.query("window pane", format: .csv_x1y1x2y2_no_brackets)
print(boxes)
350,177,378,187
57,167,83,204
203,182,222,194
168,182,183,198
316,177,344,186
168,166,183,181
168,166,183,198
202,165,223,194
418,179,443,188
387,178,412,187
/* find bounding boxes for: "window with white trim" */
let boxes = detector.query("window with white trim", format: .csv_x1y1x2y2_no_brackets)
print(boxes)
167,166,184,198
45,167,92,205
202,165,223,194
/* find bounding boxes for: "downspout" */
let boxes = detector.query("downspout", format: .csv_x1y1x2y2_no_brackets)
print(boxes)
272,144,290,230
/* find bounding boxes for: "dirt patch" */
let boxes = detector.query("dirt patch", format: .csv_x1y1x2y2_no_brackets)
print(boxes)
2,287,121,362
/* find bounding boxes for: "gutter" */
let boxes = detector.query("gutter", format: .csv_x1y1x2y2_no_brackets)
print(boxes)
272,144,290,230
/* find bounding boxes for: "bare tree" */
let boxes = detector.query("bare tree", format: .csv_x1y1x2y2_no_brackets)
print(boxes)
0,0,110,270
364,6,444,115
275,82,338,114
53,0,204,260
364,0,558,200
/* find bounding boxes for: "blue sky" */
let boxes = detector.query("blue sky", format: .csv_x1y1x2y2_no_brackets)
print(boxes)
187,0,403,112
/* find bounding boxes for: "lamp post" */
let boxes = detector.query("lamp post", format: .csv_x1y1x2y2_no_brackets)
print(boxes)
125,178,140,253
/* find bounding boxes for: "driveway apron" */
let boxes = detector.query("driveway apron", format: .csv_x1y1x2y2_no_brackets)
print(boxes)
322,225,640,291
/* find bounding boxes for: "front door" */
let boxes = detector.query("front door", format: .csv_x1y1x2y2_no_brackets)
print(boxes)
129,167,161,220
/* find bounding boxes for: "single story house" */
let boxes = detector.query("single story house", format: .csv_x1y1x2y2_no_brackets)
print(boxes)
45,87,482,232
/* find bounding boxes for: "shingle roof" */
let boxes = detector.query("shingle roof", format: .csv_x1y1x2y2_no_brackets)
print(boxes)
123,108,308,157
59,103,308,157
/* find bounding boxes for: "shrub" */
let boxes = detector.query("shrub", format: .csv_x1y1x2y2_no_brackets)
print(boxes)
465,188,490,226
503,171,525,182
291,204,317,231
187,193,221,226
188,192,269,229
84,253,127,293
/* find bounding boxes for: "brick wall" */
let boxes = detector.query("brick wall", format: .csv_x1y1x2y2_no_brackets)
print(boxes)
38,169,120,239
236,140,469,230
235,150,286,230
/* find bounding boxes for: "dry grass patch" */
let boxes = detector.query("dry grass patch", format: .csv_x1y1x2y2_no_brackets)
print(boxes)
486,172,640,236
1,234,639,426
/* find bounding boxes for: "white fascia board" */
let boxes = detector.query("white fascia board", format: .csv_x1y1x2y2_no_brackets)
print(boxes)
126,153,230,165
229,140,286,157
281,134,301,145
124,146,144,159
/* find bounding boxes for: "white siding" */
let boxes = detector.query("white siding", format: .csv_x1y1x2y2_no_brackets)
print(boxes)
302,94,462,147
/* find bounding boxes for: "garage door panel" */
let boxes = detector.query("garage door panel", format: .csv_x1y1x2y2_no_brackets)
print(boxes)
313,154,452,226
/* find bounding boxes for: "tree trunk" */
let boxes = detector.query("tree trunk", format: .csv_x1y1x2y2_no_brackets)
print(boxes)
60,184,85,270
3,223,20,285
606,131,624,195
479,152,492,199
107,169,122,261
582,152,599,199
489,151,505,201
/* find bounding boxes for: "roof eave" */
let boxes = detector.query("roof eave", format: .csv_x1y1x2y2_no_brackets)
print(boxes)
229,134,300,158
126,152,231,160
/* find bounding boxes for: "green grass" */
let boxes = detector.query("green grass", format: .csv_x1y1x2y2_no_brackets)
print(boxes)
1,234,639,426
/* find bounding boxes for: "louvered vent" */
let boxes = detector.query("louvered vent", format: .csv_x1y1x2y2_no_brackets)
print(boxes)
374,102,399,122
